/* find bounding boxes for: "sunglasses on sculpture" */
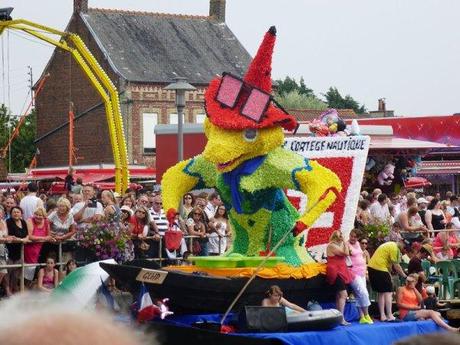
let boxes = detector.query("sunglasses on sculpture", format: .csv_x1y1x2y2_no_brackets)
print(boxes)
215,72,289,123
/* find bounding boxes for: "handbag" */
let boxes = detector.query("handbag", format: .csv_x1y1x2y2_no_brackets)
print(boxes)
164,231,183,251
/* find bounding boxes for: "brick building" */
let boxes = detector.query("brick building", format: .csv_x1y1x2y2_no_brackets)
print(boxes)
35,0,251,168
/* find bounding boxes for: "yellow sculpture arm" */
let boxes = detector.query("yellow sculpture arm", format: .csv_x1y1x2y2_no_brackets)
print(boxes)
294,160,342,227
161,155,218,212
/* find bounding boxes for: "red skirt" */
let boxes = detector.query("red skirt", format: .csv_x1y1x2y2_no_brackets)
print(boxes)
326,255,354,286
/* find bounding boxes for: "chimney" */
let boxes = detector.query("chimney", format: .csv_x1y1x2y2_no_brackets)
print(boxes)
209,0,226,22
74,0,88,14
378,98,386,112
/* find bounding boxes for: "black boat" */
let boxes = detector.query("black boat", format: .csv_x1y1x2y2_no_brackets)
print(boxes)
100,260,335,314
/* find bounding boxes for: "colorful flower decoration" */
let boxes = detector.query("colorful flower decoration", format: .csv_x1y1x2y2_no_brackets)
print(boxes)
162,27,342,267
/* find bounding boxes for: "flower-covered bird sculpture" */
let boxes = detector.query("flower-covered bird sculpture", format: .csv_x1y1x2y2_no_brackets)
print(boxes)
162,27,342,266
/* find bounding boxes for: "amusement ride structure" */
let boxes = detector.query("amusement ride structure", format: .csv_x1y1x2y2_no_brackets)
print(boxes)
0,7,129,193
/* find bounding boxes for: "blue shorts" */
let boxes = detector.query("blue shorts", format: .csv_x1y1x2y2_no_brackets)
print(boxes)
403,310,417,321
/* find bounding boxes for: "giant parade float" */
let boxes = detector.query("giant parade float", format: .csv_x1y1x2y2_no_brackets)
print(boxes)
102,24,369,315
100,27,442,345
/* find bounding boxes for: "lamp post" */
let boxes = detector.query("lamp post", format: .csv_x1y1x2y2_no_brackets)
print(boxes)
164,77,196,162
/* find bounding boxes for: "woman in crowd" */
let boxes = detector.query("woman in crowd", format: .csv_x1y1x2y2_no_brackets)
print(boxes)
386,222,403,243
326,230,354,325
395,206,427,233
441,200,452,224
6,206,29,292
208,205,230,255
0,208,12,297
47,197,76,262
120,205,133,228
129,205,150,259
37,257,59,292
121,195,135,210
186,206,208,256
262,285,306,313
347,229,372,324
425,198,447,235
45,199,57,215
355,199,371,229
359,237,371,264
432,223,459,259
60,258,78,281
182,193,195,220
397,273,459,332
25,207,54,283
101,190,121,222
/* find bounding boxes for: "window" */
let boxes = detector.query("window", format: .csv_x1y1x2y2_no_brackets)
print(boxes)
169,113,178,124
143,113,158,154
196,114,206,124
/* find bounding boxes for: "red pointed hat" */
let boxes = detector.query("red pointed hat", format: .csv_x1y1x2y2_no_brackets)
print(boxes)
205,26,297,131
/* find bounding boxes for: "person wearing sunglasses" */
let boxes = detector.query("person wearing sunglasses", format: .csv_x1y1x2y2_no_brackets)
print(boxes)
186,207,208,256
397,273,459,332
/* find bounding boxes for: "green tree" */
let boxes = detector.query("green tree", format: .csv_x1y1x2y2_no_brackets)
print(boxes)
275,76,314,97
0,104,36,173
323,87,367,114
275,76,327,110
275,90,327,110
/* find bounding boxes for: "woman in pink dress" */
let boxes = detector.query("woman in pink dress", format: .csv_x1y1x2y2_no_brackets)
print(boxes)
326,230,354,325
24,207,54,282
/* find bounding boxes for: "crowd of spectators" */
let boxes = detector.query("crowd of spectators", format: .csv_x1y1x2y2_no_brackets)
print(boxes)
1,178,460,331
0,180,232,297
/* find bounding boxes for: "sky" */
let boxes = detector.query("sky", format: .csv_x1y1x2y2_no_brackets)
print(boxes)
1,0,460,117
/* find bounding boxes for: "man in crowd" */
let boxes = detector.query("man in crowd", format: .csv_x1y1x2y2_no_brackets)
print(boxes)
71,185,104,225
19,182,43,220
369,193,391,225
204,192,221,220
135,194,149,211
149,194,168,236
368,240,407,322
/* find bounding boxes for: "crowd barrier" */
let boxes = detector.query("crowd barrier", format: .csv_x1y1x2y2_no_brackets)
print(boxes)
0,234,230,292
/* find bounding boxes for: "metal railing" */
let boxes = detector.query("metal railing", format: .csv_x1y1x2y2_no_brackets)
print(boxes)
0,233,231,293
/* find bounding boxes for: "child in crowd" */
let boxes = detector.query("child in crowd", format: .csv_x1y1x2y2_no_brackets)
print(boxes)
424,285,447,311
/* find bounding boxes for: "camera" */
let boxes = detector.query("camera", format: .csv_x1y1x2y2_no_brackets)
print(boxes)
87,197,98,208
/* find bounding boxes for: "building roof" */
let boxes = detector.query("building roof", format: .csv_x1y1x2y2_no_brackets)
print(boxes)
80,8,252,84
289,109,357,122
417,160,460,175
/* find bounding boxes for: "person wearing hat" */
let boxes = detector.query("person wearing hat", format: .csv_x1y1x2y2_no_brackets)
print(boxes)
417,197,429,227
161,26,342,266
120,205,133,228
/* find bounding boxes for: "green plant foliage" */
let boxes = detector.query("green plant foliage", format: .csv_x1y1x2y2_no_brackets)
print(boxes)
0,104,36,173
323,87,367,114
275,90,328,110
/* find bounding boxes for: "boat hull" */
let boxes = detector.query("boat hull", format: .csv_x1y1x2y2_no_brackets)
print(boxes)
100,260,335,314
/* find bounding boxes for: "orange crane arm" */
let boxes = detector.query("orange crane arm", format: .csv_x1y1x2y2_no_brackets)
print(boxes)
0,74,49,159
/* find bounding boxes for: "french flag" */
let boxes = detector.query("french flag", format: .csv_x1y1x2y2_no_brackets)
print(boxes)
137,283,158,322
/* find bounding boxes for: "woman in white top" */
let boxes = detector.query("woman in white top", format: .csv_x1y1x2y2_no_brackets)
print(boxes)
208,205,230,255
48,197,76,262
